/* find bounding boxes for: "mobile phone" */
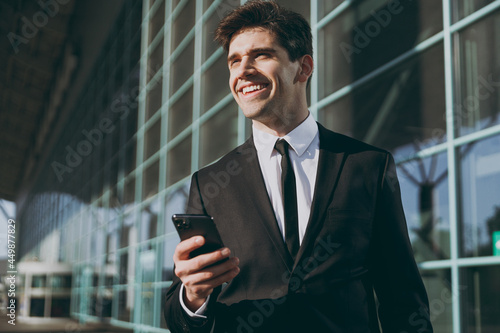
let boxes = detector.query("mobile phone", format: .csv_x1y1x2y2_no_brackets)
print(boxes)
172,214,225,258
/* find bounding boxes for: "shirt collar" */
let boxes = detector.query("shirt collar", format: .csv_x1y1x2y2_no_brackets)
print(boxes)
253,112,319,158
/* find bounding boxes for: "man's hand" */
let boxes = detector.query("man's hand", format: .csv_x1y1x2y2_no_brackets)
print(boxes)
173,236,240,312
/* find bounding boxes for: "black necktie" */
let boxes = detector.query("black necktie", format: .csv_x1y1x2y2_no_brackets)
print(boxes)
274,139,299,260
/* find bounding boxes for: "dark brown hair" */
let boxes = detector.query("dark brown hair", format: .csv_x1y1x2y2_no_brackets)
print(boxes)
214,0,313,61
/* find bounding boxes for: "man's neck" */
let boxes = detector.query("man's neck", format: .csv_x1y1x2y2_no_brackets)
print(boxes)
252,111,310,137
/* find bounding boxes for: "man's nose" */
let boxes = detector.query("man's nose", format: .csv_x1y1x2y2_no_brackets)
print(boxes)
236,57,256,78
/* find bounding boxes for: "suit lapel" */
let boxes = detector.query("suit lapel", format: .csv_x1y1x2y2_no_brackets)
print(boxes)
293,124,347,269
234,138,294,271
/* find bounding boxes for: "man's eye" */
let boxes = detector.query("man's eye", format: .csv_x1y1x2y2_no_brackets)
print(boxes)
257,53,269,58
230,59,240,67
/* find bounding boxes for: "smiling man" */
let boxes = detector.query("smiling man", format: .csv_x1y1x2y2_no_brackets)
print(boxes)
164,1,433,332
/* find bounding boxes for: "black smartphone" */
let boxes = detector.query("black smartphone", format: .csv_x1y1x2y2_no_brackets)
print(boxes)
172,214,225,258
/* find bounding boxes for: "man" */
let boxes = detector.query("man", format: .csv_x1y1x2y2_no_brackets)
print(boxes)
164,1,433,332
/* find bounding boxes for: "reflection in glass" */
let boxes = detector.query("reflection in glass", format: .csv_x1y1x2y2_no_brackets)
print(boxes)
420,269,453,333
398,153,450,262
32,275,46,288
51,298,71,317
52,275,72,289
452,0,495,22
318,0,343,20
319,43,446,158
143,159,160,199
162,235,179,281
460,265,500,332
172,0,195,49
123,175,136,205
164,182,190,235
139,250,156,325
318,0,442,99
148,0,165,43
148,38,164,83
145,77,163,121
201,55,231,114
30,298,45,317
145,119,162,160
171,40,194,95
123,139,137,177
168,87,193,140
167,136,192,186
458,135,500,257
117,289,131,322
199,101,239,167
455,10,500,136
203,10,221,61
275,0,310,22
140,198,161,242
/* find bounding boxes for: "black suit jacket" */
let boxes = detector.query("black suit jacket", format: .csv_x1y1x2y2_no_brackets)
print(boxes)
164,124,433,333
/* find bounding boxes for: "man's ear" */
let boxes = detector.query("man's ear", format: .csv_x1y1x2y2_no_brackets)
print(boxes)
297,54,314,83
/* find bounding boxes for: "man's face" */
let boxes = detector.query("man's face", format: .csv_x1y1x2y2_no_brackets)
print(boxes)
227,27,306,130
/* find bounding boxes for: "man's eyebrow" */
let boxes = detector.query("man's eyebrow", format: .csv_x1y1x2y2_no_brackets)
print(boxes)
227,48,277,63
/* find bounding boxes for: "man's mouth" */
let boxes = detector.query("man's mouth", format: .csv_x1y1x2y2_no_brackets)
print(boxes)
240,84,268,95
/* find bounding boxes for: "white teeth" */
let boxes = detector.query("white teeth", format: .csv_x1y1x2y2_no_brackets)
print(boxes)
242,84,264,94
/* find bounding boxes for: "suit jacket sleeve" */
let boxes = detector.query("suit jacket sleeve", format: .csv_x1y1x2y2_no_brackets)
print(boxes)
163,172,220,333
371,153,433,332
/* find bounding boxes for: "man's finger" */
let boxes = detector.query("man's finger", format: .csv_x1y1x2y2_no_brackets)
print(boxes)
174,236,205,260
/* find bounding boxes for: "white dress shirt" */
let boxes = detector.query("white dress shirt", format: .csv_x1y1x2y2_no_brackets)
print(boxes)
180,112,320,317
252,112,320,245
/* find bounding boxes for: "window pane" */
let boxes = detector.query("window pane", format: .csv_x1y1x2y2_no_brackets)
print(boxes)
454,10,500,137
123,175,136,205
122,139,136,178
201,55,231,114
162,235,179,282
145,75,163,121
458,134,500,258
318,0,344,20
276,0,310,22
460,265,500,332
51,298,71,317
30,298,45,317
168,87,193,140
117,289,131,322
319,43,446,159
167,135,192,186
319,0,442,99
140,197,160,242
199,101,239,166
203,9,221,61
148,38,164,82
420,269,453,333
172,0,195,50
143,159,160,199
453,0,496,22
144,118,162,160
149,1,165,43
399,152,450,263
171,40,194,95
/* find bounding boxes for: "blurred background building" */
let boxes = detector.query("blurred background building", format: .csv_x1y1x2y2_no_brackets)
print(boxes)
0,0,499,332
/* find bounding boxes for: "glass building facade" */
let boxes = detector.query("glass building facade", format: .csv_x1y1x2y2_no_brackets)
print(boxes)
16,0,500,332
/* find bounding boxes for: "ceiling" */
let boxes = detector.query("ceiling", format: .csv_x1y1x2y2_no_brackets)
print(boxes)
0,0,76,201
